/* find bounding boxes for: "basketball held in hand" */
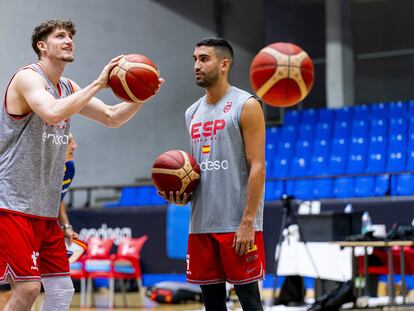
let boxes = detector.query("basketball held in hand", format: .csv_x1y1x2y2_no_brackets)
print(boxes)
249,42,314,108
151,150,200,198
109,54,160,103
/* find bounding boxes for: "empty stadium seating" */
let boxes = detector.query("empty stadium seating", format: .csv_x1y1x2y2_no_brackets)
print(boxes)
265,100,414,200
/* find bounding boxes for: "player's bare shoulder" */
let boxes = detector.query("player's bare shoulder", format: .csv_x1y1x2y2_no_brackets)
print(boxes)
6,69,46,115
240,96,265,129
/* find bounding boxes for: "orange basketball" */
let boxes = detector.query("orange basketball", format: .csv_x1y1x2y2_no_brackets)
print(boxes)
249,42,314,107
109,54,160,103
151,150,200,197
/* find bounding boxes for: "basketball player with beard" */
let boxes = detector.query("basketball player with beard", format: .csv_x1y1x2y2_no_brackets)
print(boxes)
0,19,162,311
162,38,266,310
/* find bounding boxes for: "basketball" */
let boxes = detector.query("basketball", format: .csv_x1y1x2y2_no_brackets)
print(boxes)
151,150,200,197
109,54,160,103
249,42,314,107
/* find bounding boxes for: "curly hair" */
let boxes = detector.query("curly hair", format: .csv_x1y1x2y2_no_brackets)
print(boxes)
31,19,76,59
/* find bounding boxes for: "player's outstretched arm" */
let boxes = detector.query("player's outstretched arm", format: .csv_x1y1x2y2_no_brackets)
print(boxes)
233,97,266,256
13,56,122,125
77,78,164,128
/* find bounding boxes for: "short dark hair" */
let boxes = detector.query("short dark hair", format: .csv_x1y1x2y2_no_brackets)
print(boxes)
196,37,234,69
31,19,76,59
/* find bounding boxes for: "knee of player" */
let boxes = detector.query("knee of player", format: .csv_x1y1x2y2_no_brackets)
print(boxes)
12,281,41,300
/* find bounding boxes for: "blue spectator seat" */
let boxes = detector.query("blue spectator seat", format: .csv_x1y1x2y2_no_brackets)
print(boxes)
284,109,301,126
354,176,375,197
333,177,355,198
315,122,332,140
105,186,165,207
389,101,407,119
281,125,297,142
409,116,414,131
406,148,414,171
266,126,281,145
333,121,350,139
318,109,334,124
370,118,387,136
366,135,387,173
301,108,318,124
389,117,407,134
386,147,407,173
291,179,314,200
375,174,390,196
312,178,334,198
328,138,348,175
290,156,309,177
295,140,312,156
349,136,368,155
366,152,386,173
391,174,414,196
298,124,313,141
353,175,389,197
265,143,277,167
347,153,366,174
352,104,370,120
409,132,414,150
271,157,290,178
408,100,414,116
278,141,295,158
371,102,389,119
309,154,329,176
335,107,352,123
388,132,406,150
265,181,284,201
313,139,330,156
351,119,369,137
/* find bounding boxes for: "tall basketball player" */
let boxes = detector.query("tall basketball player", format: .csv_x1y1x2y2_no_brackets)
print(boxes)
163,38,266,310
0,19,162,311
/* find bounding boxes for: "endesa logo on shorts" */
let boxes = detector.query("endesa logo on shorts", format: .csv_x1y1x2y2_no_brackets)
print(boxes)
199,159,229,171
191,119,226,139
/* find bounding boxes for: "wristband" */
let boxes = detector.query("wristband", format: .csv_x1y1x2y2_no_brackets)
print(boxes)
61,223,73,230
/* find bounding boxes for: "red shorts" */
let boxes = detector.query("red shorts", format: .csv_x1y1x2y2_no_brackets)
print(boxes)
0,211,69,283
186,232,266,285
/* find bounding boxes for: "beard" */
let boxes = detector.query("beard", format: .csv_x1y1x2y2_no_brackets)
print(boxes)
59,55,74,63
195,70,219,88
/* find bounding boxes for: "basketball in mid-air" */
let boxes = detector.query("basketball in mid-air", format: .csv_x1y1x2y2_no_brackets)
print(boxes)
151,150,200,198
249,42,314,108
109,54,160,103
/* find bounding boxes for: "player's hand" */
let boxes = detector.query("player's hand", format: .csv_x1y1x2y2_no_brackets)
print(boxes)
139,78,164,104
96,55,124,89
64,227,79,245
159,190,191,206
233,221,255,256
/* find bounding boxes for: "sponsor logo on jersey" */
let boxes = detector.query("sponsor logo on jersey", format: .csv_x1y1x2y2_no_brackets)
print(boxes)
191,119,226,139
199,159,229,171
42,132,70,145
223,101,232,113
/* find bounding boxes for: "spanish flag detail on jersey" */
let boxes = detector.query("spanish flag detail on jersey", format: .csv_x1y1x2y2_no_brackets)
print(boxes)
202,145,210,154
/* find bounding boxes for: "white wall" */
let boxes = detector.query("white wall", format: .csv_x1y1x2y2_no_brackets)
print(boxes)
0,0,255,185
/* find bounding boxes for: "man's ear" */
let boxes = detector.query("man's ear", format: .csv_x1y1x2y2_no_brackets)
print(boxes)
37,41,46,55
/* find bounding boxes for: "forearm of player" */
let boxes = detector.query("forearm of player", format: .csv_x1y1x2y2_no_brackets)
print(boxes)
241,162,266,225
79,98,145,128
45,80,102,123
105,101,145,127
58,201,70,227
